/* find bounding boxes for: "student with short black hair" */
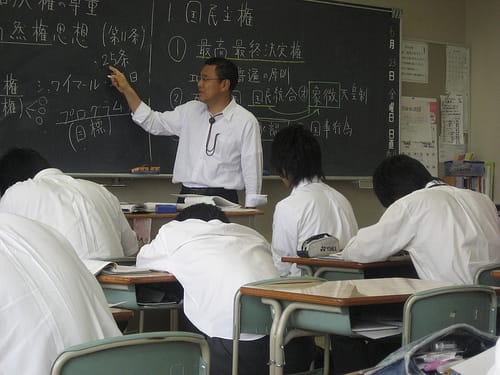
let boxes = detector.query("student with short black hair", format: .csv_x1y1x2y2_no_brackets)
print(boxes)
0,147,138,260
270,124,358,276
343,154,500,283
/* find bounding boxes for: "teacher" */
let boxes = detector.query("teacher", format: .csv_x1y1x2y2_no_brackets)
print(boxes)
108,57,265,207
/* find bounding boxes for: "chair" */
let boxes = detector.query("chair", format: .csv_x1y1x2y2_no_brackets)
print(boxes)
402,285,497,345
232,276,328,375
474,262,500,286
50,331,210,375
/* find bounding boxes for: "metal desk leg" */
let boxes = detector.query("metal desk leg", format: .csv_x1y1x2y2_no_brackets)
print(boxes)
275,302,343,375
139,310,145,333
170,308,179,330
232,292,244,375
261,298,283,375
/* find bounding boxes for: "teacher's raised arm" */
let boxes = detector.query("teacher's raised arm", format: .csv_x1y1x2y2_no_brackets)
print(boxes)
108,65,142,113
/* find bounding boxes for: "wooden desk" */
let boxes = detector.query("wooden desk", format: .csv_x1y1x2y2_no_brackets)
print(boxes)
127,209,264,243
97,271,181,332
97,271,177,285
281,255,418,280
126,209,264,228
234,277,452,375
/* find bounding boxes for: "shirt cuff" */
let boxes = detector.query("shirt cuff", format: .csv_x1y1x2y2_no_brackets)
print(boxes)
131,101,150,123
245,194,267,208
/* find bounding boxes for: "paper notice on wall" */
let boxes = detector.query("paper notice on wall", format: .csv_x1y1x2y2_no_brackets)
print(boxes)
446,45,470,94
440,94,464,145
401,40,429,83
446,46,470,133
400,97,438,175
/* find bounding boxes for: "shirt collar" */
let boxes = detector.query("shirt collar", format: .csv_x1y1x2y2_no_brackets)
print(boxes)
209,97,237,121
34,168,64,179
424,179,447,189
291,176,322,193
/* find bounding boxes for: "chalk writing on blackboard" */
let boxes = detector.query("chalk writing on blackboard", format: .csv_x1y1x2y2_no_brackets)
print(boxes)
0,0,400,176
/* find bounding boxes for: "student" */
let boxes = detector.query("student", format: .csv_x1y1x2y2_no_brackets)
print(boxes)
342,154,500,284
108,57,265,208
488,338,500,375
270,124,358,276
0,148,138,260
136,203,314,374
0,212,121,374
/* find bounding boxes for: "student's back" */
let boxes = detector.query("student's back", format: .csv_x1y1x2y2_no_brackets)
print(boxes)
342,154,500,284
272,178,358,276
270,125,358,276
137,217,279,339
0,167,137,259
379,184,500,283
0,212,121,375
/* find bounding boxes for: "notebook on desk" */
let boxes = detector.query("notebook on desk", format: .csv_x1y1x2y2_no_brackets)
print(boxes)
83,259,150,276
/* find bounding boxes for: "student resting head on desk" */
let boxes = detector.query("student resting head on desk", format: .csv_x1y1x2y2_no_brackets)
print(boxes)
136,203,317,375
270,124,358,276
108,57,266,208
0,212,121,375
342,154,500,284
0,147,138,260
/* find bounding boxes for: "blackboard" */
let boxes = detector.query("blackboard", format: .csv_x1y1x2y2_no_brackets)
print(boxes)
0,0,400,176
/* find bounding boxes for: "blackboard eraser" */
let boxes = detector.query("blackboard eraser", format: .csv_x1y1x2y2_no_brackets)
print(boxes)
131,165,160,174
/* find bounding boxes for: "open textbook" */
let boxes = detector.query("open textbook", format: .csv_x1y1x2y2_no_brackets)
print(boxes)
83,259,150,276
120,202,149,213
172,194,241,209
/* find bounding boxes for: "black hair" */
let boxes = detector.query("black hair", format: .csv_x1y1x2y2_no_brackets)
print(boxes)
175,203,230,223
270,124,325,188
372,154,434,208
0,147,51,196
204,57,238,91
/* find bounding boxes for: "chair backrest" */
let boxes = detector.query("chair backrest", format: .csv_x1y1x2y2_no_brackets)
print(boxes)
402,285,497,345
474,262,500,286
50,331,210,375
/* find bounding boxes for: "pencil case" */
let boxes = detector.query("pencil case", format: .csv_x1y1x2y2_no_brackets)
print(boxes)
297,233,340,258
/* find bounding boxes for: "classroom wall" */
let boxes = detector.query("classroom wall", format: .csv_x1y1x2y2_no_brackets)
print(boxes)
465,0,500,202
101,0,488,241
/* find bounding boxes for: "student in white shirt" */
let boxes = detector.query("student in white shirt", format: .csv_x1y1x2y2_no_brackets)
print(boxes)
0,148,138,260
136,203,316,374
0,212,121,375
342,154,500,284
488,338,500,375
108,57,264,208
270,124,358,276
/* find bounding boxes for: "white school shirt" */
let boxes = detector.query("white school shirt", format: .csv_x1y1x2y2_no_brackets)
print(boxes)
0,213,121,375
487,338,500,375
271,178,359,276
342,181,500,284
0,168,138,259
136,219,279,340
132,99,264,208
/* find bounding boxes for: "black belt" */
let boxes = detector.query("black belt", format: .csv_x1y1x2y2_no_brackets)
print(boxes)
179,185,239,204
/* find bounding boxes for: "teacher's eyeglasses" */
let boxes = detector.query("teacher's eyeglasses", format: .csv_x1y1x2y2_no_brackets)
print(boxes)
200,76,222,82
205,113,222,156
